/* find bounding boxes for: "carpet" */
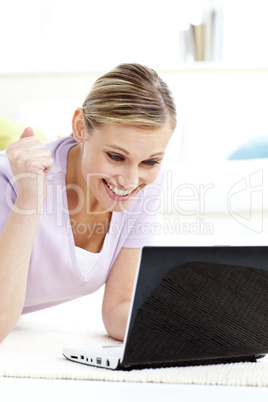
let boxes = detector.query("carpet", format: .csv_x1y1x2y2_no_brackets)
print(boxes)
0,289,268,386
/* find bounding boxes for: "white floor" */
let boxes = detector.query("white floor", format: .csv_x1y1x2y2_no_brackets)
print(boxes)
2,225,268,400
2,377,268,402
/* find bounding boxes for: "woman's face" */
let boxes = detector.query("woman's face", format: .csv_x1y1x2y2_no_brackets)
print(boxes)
79,123,173,213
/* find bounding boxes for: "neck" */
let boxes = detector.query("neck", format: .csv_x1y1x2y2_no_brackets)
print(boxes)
66,143,105,214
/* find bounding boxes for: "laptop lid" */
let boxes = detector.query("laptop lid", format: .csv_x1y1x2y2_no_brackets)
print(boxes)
119,245,268,369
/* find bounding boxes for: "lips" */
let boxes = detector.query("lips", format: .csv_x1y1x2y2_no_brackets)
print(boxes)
103,179,138,201
103,179,133,196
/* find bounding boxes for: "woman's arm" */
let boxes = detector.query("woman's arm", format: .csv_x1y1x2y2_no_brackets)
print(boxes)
0,128,53,342
102,248,141,341
0,209,41,342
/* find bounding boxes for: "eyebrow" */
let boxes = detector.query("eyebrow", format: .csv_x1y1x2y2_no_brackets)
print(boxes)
105,144,165,158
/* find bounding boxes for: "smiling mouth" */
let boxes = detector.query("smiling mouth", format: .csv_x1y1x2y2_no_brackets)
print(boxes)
103,179,137,197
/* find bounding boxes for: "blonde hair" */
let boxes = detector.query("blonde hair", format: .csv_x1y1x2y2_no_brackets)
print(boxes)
82,63,176,133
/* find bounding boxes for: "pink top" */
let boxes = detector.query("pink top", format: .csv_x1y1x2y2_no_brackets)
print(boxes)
0,136,164,313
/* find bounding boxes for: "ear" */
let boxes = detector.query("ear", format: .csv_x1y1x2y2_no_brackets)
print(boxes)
72,108,86,143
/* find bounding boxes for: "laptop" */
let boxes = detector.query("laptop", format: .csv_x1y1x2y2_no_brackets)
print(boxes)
63,245,268,370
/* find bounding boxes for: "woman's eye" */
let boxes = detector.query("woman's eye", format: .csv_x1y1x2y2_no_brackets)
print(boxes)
107,153,124,161
143,159,160,166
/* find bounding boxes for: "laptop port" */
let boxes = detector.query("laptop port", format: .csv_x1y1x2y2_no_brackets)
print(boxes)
96,358,102,365
106,360,110,367
80,355,84,360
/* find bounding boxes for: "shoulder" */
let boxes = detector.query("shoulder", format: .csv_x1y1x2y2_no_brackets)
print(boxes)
45,136,78,173
45,135,77,154
0,151,16,216
0,150,12,181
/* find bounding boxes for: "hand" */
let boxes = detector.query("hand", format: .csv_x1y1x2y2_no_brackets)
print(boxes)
6,127,53,213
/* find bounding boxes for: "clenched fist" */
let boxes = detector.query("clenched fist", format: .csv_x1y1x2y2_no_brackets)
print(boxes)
6,127,53,213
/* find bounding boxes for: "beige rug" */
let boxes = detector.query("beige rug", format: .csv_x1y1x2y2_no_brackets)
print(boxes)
0,290,268,386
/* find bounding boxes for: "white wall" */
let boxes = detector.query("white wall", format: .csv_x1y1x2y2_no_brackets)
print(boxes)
1,64,268,160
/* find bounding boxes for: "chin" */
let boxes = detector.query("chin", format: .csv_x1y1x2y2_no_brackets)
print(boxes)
101,196,136,213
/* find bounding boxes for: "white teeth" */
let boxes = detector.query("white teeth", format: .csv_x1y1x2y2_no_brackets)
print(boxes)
105,180,132,197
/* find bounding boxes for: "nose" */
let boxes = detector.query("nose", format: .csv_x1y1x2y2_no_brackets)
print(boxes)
117,165,139,191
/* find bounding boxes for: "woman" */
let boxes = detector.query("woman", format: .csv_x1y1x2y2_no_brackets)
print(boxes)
0,63,176,343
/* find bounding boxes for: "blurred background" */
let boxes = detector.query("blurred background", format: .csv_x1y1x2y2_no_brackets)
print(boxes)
0,0,268,244
1,0,268,161
1,0,268,72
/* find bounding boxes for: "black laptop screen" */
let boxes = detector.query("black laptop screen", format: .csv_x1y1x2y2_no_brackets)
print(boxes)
122,246,268,367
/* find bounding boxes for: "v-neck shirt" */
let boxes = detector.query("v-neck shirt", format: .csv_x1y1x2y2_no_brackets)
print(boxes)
0,136,165,313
